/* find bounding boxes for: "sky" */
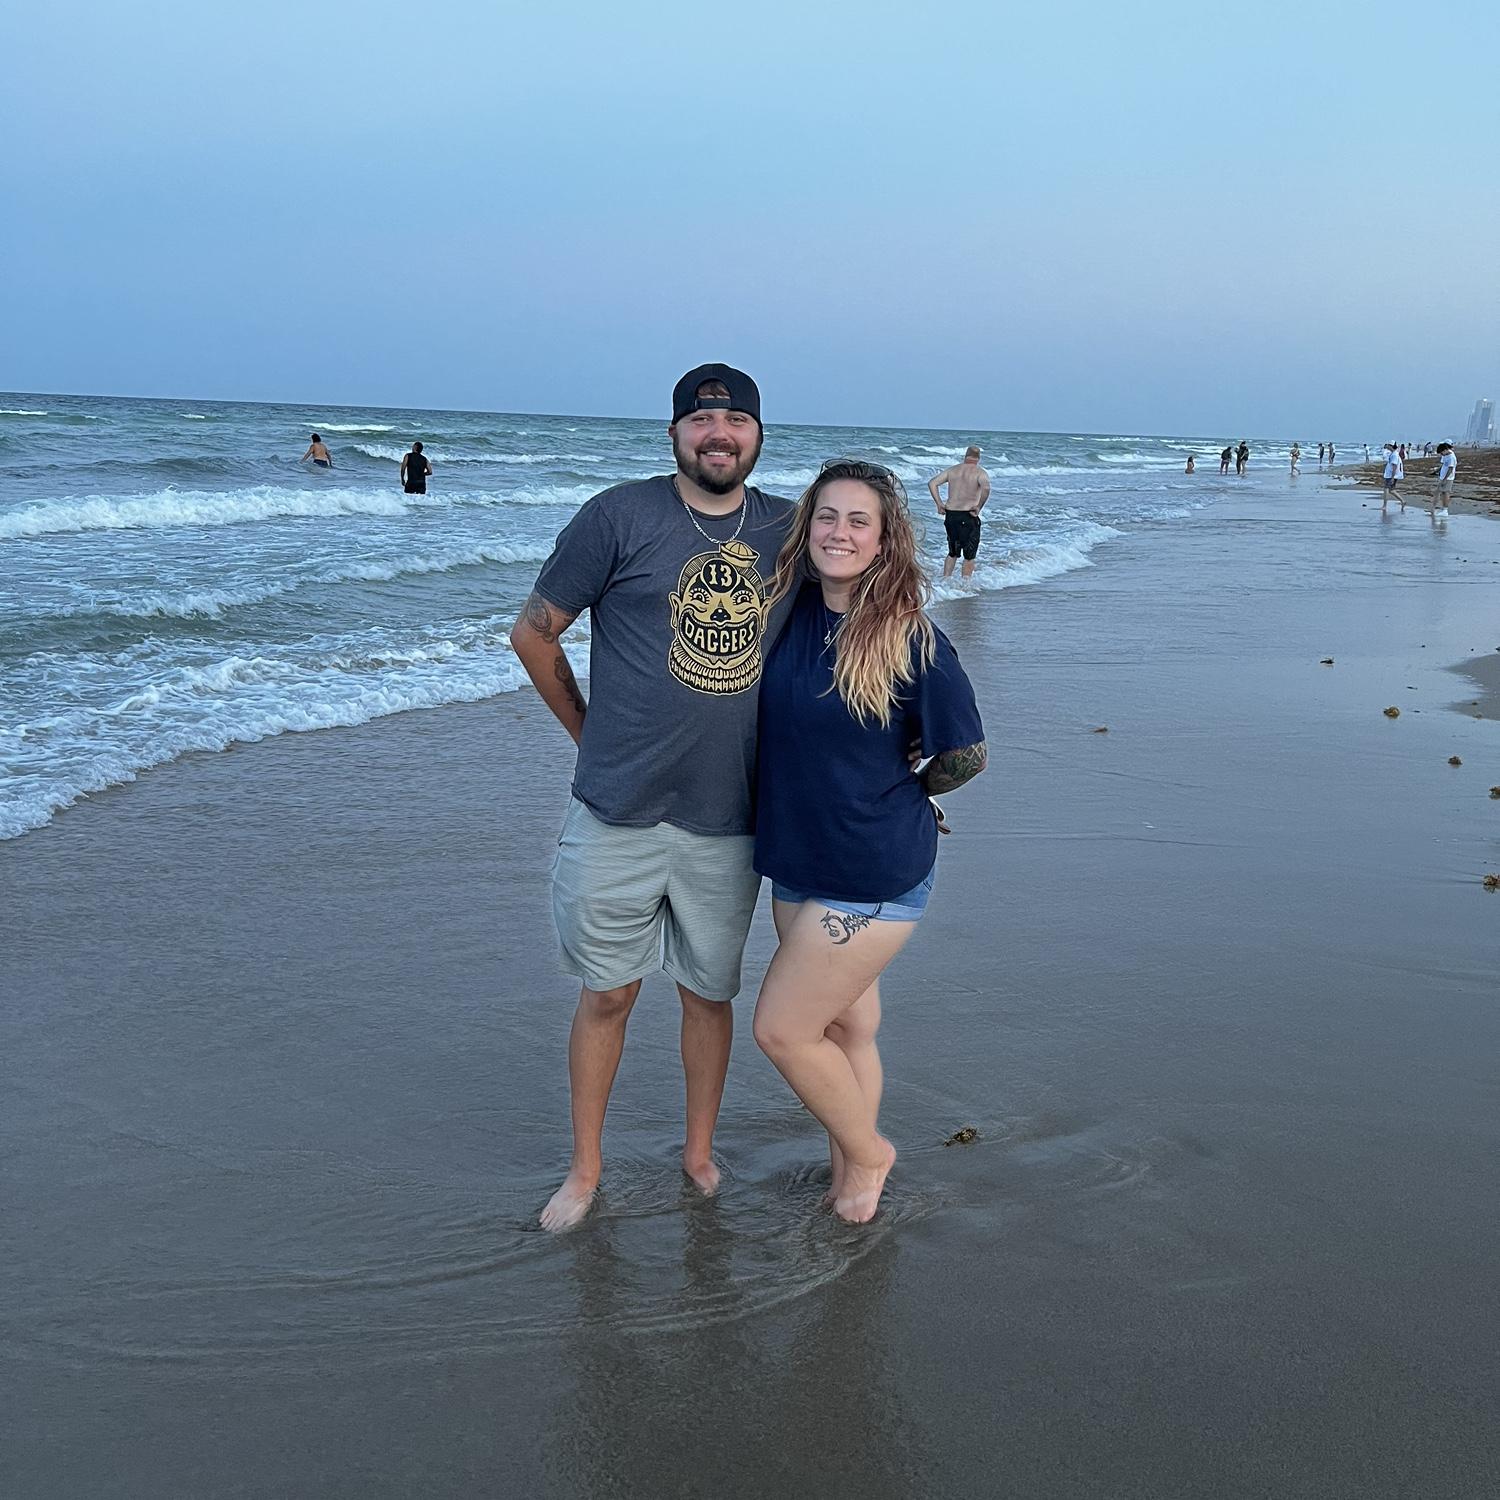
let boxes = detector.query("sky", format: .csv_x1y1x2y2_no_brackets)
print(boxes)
4,0,1498,436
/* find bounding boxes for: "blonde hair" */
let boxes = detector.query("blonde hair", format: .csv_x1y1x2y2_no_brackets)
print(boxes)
767,460,935,727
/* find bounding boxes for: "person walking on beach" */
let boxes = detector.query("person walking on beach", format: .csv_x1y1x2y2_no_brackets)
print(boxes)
1236,441,1250,476
1219,445,1233,475
1318,443,1326,467
400,441,432,495
1433,442,1456,518
752,460,985,1222
301,434,333,468
927,446,990,580
510,364,792,1232
1381,442,1404,508
1289,443,1301,475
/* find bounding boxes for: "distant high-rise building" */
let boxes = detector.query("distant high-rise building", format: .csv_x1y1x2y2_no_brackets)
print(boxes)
1464,398,1495,445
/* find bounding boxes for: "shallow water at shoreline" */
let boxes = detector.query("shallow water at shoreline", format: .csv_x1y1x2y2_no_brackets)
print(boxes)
5,477,1500,1497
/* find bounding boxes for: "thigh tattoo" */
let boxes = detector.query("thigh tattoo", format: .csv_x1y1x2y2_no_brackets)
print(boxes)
819,909,871,945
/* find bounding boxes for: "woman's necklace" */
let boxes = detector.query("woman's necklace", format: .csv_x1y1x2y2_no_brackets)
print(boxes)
820,602,845,651
672,477,747,545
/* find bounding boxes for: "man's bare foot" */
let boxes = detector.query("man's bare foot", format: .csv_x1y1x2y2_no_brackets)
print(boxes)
833,1138,896,1225
683,1153,720,1196
539,1169,598,1232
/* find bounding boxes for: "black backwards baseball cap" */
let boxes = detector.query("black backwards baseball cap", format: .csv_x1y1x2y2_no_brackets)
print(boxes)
671,363,762,426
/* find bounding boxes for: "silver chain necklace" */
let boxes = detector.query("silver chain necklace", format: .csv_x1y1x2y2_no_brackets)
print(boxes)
673,477,747,545
820,602,845,651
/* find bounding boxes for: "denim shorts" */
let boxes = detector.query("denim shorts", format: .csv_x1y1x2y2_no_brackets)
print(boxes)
771,862,937,924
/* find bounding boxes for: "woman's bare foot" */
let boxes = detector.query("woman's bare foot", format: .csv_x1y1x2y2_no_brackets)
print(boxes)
539,1169,599,1232
683,1152,721,1196
832,1138,896,1224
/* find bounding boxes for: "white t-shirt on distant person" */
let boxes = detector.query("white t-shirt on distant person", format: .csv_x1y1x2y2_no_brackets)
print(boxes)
1384,451,1403,480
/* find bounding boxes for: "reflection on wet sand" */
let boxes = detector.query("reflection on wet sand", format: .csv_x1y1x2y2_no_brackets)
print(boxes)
546,1211,925,1496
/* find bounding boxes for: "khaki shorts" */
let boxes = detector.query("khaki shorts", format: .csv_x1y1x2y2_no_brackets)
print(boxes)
552,798,760,1001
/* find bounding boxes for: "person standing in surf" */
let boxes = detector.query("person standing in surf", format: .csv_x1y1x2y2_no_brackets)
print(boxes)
926,446,990,580
510,364,793,1232
400,441,432,495
751,460,986,1223
301,434,333,468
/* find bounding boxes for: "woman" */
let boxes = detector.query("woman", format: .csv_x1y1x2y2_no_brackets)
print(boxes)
752,460,987,1224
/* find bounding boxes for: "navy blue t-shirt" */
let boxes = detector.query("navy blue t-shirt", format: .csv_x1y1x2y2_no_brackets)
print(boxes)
754,582,985,902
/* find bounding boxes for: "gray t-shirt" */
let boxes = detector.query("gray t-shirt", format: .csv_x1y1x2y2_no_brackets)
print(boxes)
535,475,794,836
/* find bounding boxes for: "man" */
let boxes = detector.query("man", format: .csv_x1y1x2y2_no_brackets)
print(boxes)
927,445,991,579
1381,442,1404,508
1433,442,1456,517
1219,445,1233,475
1236,441,1250,476
510,364,792,1232
400,441,432,495
301,433,333,468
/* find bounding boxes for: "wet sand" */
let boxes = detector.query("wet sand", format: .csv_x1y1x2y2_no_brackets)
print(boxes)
5,476,1500,1497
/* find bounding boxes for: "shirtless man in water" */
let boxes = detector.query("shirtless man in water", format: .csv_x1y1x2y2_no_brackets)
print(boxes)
927,446,991,579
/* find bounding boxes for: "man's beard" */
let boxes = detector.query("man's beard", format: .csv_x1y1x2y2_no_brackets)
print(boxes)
673,430,763,495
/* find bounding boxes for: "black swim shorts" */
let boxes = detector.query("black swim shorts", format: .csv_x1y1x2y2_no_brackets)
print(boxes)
403,482,426,495
944,510,981,561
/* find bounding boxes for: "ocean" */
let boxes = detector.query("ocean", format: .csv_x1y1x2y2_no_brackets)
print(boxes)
1,393,1317,841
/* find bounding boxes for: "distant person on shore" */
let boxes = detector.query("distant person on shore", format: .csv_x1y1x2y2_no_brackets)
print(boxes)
1185,454,1196,474
1433,443,1456,517
1328,442,1336,465
510,364,792,1232
1398,443,1407,464
1219,445,1233,475
1289,443,1301,475
1364,445,1370,462
1318,443,1326,467
752,460,985,1222
1236,441,1250,475
1381,443,1404,508
400,441,432,495
927,446,990,580
301,434,333,468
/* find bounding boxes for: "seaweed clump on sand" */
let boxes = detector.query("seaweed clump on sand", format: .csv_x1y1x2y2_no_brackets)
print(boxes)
943,1126,979,1146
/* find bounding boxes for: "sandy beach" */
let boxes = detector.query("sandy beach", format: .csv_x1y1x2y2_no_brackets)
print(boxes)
6,474,1500,1497
1333,445,1500,518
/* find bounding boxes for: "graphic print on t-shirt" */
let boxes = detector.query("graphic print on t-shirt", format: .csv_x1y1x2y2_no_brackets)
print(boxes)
667,538,768,695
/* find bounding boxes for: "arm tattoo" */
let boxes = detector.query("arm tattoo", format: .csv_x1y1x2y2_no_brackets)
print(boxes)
552,651,587,717
819,909,871,945
921,741,987,796
522,591,570,644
